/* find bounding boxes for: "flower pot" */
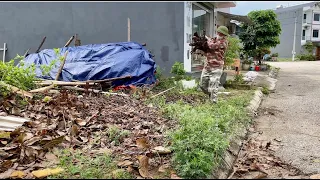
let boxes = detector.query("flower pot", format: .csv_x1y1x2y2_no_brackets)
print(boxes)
260,64,267,71
255,65,260,71
272,57,277,61
181,79,196,89
220,72,228,85
242,64,250,71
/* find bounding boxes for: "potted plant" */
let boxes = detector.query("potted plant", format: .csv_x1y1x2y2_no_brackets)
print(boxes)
260,61,267,71
271,53,278,61
171,62,196,89
242,59,251,70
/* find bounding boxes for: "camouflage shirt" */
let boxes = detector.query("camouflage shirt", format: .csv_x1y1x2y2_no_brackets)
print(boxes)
205,36,228,69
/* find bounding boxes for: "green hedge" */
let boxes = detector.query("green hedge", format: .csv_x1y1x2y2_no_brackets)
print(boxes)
296,54,316,61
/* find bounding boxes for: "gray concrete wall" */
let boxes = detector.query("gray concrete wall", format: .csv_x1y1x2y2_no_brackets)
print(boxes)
0,2,184,75
271,8,303,58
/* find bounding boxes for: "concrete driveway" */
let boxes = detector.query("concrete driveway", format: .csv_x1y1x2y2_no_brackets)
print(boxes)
256,61,320,174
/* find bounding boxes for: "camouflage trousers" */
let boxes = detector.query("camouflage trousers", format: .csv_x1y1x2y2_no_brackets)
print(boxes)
200,67,223,103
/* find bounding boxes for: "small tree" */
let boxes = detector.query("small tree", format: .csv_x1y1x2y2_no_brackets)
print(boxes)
224,36,241,67
303,42,314,55
239,10,281,64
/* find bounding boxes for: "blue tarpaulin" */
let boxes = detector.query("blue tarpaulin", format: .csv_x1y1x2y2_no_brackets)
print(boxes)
22,42,157,87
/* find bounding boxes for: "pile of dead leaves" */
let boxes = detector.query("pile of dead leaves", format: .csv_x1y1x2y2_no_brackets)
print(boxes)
0,90,178,178
230,134,305,179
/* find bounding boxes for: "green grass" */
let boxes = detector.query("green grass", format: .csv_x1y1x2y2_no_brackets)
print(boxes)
276,58,300,62
148,88,254,179
48,149,132,179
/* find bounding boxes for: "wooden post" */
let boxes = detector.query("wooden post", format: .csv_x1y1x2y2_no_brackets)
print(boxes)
127,18,131,42
55,51,69,81
75,34,81,46
64,35,75,47
35,36,47,53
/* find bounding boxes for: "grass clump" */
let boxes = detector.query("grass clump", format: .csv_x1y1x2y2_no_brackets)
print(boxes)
49,149,132,179
151,90,253,179
107,125,130,145
261,86,270,95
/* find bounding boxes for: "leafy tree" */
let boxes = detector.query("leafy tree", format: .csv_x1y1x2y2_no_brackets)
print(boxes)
224,36,241,67
239,10,281,64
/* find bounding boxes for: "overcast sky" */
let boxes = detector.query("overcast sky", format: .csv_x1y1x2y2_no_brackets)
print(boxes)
230,1,313,15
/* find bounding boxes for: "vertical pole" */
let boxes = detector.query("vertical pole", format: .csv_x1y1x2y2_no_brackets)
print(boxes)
127,18,131,42
3,43,6,63
292,17,297,61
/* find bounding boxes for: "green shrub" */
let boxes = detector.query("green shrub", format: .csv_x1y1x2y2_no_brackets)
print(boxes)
171,62,186,81
0,55,36,91
271,53,278,57
296,54,316,61
225,37,241,67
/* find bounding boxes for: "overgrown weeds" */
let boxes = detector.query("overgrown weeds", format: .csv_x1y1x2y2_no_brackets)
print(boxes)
0,55,36,92
148,87,254,178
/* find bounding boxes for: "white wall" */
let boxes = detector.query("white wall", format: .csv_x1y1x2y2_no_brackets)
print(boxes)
216,7,230,13
302,5,320,43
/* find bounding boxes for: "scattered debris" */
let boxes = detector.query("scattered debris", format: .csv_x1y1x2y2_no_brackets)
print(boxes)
0,90,175,178
31,167,64,178
230,125,307,179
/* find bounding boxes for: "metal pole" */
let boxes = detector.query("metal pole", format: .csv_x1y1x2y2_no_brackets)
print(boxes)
292,17,297,61
127,18,131,42
2,43,6,63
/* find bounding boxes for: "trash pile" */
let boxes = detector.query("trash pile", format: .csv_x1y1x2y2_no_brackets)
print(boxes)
243,71,259,82
0,90,176,178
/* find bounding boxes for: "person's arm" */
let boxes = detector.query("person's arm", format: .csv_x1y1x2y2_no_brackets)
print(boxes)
207,39,227,50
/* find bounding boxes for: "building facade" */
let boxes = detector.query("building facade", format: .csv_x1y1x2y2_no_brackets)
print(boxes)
272,2,320,58
0,2,236,75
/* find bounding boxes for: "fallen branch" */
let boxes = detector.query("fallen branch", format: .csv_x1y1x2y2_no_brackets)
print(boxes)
150,87,175,98
36,75,131,86
61,86,129,97
85,75,132,83
0,81,33,98
55,50,69,81
29,84,55,93
36,81,95,86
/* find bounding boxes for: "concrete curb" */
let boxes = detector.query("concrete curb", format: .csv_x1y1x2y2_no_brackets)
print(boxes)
212,88,264,179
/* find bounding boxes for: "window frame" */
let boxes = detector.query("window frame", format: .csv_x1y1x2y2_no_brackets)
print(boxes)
313,29,319,38
314,13,320,21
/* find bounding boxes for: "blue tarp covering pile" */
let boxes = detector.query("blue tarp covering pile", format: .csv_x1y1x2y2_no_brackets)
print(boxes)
23,42,157,87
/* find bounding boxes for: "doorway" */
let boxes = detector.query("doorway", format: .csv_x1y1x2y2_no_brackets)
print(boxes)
316,46,320,60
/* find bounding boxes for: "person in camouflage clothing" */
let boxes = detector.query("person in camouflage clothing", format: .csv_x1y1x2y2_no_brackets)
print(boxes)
200,26,229,103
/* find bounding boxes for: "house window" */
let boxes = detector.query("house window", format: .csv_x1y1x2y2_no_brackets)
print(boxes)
191,3,211,67
304,14,307,19
313,30,319,38
314,13,320,21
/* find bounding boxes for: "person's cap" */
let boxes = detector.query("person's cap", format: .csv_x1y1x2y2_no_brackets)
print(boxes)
217,26,229,36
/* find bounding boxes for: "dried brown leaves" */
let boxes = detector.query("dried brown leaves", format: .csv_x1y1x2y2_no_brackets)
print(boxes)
0,90,175,178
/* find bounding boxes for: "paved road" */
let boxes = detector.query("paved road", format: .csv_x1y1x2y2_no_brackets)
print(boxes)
256,61,320,174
